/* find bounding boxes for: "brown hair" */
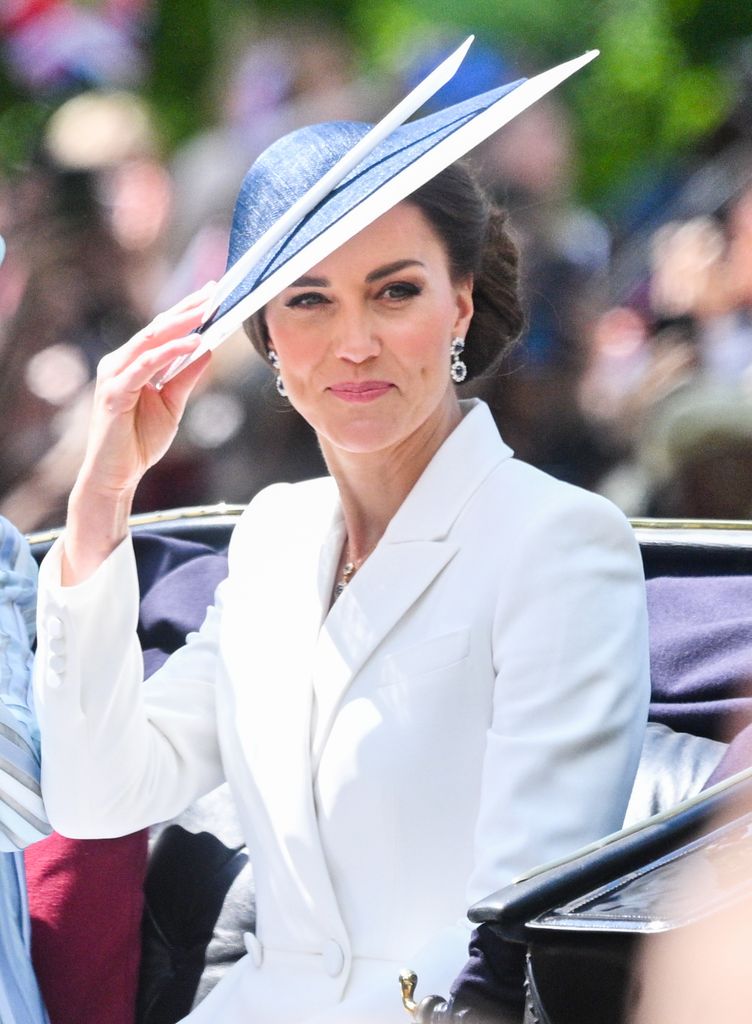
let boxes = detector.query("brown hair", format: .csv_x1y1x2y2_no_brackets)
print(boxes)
245,161,524,380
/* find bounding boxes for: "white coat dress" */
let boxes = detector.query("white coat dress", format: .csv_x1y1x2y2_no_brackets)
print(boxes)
34,399,651,1023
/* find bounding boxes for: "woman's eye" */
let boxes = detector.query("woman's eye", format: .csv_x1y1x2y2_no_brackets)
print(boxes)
381,282,421,301
286,292,329,309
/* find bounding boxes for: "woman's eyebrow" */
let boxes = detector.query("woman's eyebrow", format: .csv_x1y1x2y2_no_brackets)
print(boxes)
289,274,329,288
288,259,424,290
365,259,424,283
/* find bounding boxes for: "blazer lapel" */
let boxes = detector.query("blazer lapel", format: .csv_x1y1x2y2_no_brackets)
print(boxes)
311,538,458,761
223,480,351,936
311,399,513,763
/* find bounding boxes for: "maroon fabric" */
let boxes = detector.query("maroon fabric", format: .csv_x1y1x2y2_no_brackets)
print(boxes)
24,831,148,1024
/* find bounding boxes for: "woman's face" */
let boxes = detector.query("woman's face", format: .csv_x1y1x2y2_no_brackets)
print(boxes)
263,201,474,460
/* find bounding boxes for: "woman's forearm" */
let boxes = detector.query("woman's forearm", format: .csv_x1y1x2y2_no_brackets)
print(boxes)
62,480,137,586
59,284,216,585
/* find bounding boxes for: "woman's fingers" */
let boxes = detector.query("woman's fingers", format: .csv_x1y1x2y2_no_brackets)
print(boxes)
159,349,212,420
103,282,217,377
96,334,205,417
75,284,218,497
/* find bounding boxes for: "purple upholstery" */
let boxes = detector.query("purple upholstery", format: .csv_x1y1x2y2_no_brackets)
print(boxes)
134,534,229,678
646,575,752,743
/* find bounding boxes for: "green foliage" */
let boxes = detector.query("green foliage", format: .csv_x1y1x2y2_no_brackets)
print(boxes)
145,0,219,151
349,0,434,70
391,0,750,207
0,0,749,210
0,100,51,177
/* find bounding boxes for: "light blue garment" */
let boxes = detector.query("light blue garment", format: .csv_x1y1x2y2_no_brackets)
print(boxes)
0,517,50,1024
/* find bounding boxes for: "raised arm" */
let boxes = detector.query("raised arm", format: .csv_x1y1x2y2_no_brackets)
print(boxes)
62,284,215,585
33,286,229,838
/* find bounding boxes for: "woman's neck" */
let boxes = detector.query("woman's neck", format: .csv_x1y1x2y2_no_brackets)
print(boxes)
321,399,462,563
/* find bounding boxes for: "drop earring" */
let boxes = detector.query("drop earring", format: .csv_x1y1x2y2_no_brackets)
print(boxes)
450,337,467,383
267,348,287,398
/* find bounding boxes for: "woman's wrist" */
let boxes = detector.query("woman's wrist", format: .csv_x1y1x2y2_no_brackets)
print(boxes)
62,481,137,586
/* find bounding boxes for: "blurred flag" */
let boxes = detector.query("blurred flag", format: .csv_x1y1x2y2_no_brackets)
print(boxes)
0,0,152,92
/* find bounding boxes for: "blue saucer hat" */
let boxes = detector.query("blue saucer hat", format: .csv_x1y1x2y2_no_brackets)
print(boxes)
158,42,597,385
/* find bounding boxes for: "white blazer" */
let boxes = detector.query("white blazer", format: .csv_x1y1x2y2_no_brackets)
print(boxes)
34,400,651,1024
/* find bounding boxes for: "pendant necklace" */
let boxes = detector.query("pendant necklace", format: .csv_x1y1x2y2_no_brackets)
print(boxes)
333,542,375,601
333,561,357,601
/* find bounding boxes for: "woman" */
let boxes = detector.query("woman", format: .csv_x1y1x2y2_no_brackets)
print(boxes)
33,105,650,1022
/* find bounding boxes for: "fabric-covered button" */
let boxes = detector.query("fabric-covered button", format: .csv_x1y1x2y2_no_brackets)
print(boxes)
47,671,62,690
243,931,263,967
49,636,65,655
321,939,344,977
48,654,66,675
47,617,64,639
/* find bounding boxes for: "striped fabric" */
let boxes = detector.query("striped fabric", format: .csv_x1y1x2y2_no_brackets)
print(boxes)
0,516,50,1024
0,517,51,851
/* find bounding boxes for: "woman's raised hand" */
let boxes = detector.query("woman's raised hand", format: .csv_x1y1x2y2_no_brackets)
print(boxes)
63,284,216,584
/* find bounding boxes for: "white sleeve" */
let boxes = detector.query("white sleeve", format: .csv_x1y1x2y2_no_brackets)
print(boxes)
34,534,225,839
469,489,651,904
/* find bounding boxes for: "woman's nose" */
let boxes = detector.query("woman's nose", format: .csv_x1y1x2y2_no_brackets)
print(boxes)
331,311,381,363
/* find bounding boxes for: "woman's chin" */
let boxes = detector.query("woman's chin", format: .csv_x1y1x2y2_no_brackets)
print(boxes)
325,434,398,457
318,419,408,458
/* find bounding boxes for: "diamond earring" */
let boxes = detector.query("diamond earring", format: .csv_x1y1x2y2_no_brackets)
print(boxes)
450,337,467,383
267,348,287,398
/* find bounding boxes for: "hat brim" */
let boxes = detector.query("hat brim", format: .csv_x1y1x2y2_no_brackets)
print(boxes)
160,49,597,385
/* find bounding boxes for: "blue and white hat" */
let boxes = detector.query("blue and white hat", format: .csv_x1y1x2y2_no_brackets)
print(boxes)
159,41,597,385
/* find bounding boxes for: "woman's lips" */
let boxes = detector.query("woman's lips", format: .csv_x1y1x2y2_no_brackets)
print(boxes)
328,381,394,403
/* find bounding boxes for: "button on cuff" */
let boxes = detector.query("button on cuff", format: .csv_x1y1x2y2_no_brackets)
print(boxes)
48,654,66,675
47,616,64,639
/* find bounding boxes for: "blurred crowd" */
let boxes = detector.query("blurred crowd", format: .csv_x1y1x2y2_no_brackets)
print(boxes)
1,2,752,531
583,129,752,520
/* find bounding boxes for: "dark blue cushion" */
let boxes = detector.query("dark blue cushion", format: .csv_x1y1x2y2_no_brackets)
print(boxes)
647,574,752,742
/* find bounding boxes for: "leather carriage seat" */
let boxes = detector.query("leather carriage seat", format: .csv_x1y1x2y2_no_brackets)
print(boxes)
627,569,752,822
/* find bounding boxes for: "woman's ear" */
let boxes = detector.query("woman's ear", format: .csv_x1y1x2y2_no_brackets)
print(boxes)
244,310,273,363
453,275,474,338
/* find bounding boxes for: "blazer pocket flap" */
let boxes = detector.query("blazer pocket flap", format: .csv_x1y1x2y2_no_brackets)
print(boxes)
380,628,471,685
